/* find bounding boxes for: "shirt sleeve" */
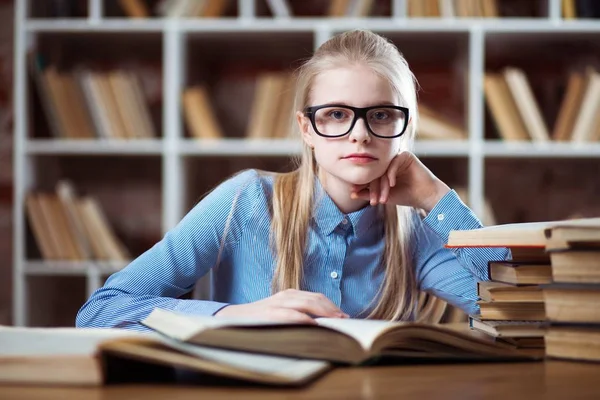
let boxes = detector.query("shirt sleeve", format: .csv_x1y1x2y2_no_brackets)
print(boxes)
76,169,262,331
414,190,510,316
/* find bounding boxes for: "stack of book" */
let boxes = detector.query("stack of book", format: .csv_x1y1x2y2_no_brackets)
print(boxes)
543,223,600,362
469,258,548,352
447,217,600,355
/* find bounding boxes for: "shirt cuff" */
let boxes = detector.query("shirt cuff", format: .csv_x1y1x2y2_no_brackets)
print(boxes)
174,299,231,317
422,189,483,244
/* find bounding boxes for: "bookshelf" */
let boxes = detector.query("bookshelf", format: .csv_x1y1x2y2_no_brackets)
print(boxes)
13,0,600,327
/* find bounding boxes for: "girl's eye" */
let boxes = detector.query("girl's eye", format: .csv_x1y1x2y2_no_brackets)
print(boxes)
372,111,389,120
329,110,346,119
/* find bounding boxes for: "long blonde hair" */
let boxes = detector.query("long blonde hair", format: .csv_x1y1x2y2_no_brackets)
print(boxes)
271,29,422,321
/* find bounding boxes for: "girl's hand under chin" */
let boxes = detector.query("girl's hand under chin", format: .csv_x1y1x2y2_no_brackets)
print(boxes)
350,151,451,213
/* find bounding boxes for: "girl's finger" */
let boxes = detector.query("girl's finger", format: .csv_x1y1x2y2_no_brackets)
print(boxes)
379,174,390,204
350,188,370,201
388,151,412,187
369,179,380,206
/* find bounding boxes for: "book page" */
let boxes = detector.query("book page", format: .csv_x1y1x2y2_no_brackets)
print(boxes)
156,335,329,381
141,308,302,341
315,318,400,351
0,326,149,356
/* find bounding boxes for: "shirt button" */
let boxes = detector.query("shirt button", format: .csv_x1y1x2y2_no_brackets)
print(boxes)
341,218,348,225
437,213,445,221
330,271,339,279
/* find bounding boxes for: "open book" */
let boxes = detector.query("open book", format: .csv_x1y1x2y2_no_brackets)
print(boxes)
0,326,330,387
140,308,542,365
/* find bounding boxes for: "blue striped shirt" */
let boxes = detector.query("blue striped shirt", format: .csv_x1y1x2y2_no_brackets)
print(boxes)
76,169,508,330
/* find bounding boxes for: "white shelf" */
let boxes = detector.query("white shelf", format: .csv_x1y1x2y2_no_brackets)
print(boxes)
484,141,600,158
25,139,600,158
178,138,302,156
414,141,470,157
23,260,127,276
13,0,600,327
25,18,600,33
25,139,165,155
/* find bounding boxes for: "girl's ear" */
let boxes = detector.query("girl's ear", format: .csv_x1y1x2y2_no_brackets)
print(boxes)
296,111,314,147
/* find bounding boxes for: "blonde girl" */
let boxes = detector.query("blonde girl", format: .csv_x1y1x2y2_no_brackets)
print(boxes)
77,29,505,330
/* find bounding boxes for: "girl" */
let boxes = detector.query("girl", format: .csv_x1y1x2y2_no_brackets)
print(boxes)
76,29,506,330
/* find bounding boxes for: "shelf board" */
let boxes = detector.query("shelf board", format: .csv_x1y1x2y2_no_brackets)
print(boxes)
179,138,302,156
25,139,164,155
484,141,600,157
414,140,470,156
23,261,128,276
25,18,600,33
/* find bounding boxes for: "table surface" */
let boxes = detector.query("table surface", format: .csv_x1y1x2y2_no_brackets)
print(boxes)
2,360,600,400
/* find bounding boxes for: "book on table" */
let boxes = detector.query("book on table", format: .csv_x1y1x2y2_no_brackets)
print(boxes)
138,308,543,366
0,325,331,387
446,217,600,249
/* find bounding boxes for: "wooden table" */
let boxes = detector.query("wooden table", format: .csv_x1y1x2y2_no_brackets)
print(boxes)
2,360,600,399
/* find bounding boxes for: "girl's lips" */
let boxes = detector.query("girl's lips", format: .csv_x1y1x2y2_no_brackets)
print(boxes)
343,155,377,164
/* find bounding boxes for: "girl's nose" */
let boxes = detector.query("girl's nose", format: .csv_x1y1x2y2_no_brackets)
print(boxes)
348,118,371,143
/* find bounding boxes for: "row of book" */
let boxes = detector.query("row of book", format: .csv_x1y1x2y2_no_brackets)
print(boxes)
183,70,467,141
31,59,598,142
448,217,600,362
563,0,600,19
484,66,600,142
118,0,600,19
25,181,130,262
30,55,158,140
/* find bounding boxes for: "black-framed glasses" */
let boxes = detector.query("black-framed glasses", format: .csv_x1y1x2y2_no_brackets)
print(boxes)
303,104,410,139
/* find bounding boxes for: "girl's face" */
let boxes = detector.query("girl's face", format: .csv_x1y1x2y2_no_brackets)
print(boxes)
297,65,406,187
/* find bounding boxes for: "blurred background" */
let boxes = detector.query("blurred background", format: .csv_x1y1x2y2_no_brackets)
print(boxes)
2,0,600,328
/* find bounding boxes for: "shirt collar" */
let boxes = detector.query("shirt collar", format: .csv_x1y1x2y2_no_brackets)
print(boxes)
312,177,382,238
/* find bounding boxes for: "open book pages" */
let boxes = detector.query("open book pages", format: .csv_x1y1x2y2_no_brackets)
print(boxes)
140,308,542,365
0,325,330,387
446,217,600,248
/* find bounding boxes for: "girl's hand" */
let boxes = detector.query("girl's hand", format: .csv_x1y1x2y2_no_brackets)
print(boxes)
214,289,349,324
350,151,450,213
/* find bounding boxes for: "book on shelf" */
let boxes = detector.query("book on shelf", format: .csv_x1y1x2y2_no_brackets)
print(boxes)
118,0,150,18
154,0,231,18
408,0,499,18
0,326,330,387
552,71,587,141
416,104,468,141
569,68,600,143
139,308,541,366
484,72,531,141
182,85,224,139
246,71,295,139
502,67,550,142
562,0,600,19
25,180,130,262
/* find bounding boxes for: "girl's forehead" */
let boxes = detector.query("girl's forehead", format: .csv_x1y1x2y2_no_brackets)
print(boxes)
310,67,397,106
